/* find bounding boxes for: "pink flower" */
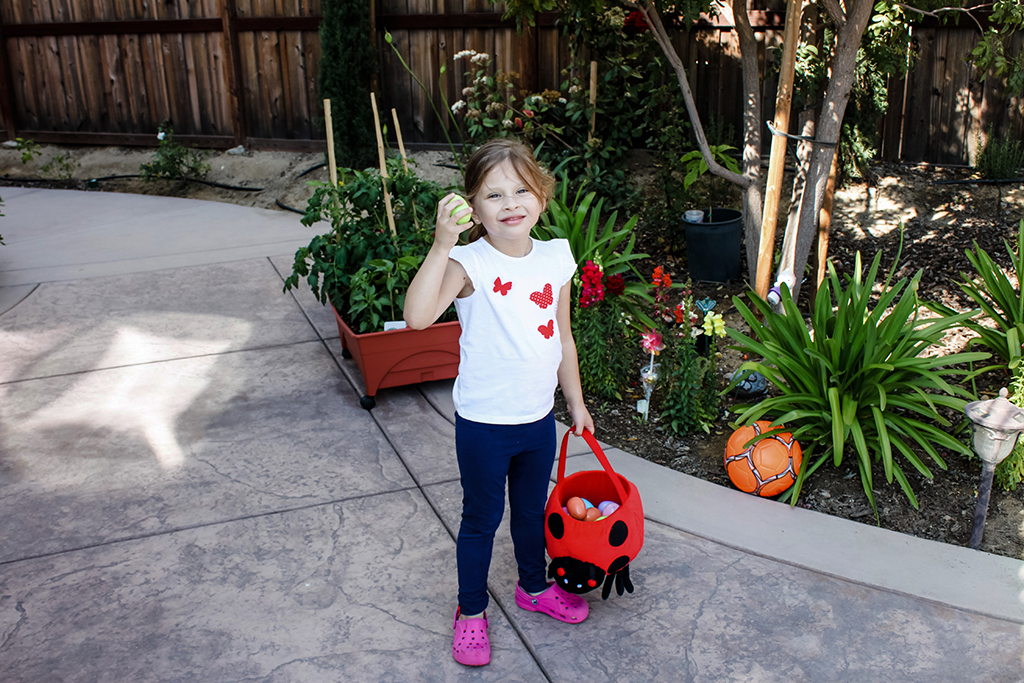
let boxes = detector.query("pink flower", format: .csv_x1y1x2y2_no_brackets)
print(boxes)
641,330,665,354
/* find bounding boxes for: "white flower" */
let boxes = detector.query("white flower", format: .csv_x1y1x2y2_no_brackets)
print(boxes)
471,52,490,65
558,98,567,104
691,326,702,338
157,131,166,141
454,50,477,61
569,85,580,94
451,100,467,114
503,119,514,129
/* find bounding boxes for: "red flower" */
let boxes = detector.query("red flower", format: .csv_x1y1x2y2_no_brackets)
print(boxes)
580,260,605,308
515,117,523,128
606,274,625,296
624,11,649,32
524,109,535,117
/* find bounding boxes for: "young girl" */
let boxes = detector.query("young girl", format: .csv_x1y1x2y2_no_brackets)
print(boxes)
404,139,595,667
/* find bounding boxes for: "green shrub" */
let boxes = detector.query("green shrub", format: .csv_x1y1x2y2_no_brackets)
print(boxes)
996,365,1024,490
727,247,988,512
283,158,448,333
319,0,376,170
140,124,209,182
976,128,1024,180
927,221,1024,371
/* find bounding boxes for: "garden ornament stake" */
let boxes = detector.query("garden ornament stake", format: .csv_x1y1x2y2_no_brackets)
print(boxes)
964,388,1024,549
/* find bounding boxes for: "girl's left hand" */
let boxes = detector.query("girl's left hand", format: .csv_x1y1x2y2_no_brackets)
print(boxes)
567,403,595,437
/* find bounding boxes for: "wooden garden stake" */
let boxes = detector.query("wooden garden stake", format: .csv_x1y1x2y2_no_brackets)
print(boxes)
587,61,598,169
815,152,839,291
391,108,409,172
755,0,805,299
370,92,398,237
588,60,598,138
323,98,338,188
391,107,419,230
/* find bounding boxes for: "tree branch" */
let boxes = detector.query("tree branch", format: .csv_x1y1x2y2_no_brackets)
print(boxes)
821,0,846,28
629,0,751,188
892,2,989,34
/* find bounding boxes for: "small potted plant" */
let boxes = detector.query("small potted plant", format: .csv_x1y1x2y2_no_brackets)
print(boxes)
283,158,461,408
679,144,743,283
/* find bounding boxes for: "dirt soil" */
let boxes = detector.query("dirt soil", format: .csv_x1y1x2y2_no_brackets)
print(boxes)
3,144,1024,559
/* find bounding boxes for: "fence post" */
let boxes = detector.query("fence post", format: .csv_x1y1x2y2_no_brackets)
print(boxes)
219,0,249,147
0,15,17,141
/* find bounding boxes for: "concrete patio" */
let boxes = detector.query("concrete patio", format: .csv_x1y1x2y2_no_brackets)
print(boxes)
1,187,1022,682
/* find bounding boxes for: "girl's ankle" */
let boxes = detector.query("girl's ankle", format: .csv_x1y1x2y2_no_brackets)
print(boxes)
459,610,484,620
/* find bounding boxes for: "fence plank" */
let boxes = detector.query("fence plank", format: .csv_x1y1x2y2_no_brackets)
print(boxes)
0,4,1017,157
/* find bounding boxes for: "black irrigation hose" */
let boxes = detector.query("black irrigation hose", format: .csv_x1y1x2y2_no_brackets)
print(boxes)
87,174,264,192
295,162,326,179
275,199,305,214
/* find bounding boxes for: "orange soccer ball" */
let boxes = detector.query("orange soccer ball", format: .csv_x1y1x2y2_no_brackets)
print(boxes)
724,421,802,497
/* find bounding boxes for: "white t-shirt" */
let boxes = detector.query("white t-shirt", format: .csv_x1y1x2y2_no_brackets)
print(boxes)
449,237,577,424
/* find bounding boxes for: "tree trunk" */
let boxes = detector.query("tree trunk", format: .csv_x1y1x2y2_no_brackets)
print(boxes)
781,0,874,299
733,0,764,285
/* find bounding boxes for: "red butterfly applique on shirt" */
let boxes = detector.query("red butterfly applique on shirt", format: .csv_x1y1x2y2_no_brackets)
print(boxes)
493,277,512,296
530,283,553,309
538,320,554,339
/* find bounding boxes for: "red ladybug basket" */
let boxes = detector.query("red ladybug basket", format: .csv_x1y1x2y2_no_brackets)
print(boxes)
544,429,644,599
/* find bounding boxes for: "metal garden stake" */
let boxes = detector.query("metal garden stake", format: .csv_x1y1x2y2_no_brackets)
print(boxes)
964,388,1024,549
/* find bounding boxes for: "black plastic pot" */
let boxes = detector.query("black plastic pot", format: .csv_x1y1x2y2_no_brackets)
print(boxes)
684,208,742,283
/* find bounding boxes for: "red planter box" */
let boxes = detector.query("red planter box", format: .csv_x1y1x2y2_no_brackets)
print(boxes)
331,304,461,407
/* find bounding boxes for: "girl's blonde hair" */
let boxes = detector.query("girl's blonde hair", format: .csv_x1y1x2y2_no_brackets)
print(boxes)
463,139,555,243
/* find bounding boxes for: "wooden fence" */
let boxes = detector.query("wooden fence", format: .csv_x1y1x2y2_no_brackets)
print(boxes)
0,0,1020,165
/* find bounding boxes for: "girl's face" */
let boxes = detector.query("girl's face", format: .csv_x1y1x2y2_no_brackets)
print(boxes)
471,160,544,256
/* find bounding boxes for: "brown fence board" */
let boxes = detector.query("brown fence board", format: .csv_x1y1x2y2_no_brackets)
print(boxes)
0,4,1019,161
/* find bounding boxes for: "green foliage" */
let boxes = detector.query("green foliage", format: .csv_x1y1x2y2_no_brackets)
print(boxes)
531,177,652,397
532,178,648,280
319,0,377,170
971,0,1024,97
975,128,1024,180
574,278,635,399
140,124,210,182
12,137,79,180
14,138,39,165
40,152,80,181
996,365,1024,491
283,158,451,333
927,221,1024,371
727,247,988,513
679,143,740,189
657,285,723,436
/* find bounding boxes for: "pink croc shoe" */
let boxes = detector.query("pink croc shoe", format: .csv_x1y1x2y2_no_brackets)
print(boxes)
515,582,589,623
452,608,490,666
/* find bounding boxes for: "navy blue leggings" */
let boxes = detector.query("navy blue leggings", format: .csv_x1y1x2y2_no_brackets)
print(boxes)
455,411,556,614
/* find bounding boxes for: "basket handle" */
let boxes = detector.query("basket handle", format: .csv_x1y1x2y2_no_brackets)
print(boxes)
557,428,629,504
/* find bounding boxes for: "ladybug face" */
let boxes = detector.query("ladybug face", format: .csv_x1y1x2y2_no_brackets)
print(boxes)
546,510,638,575
548,556,605,594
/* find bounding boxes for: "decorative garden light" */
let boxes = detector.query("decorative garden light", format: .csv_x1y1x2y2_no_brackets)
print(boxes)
963,388,1024,549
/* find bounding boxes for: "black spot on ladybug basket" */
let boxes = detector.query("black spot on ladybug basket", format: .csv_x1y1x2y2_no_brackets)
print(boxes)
545,429,644,600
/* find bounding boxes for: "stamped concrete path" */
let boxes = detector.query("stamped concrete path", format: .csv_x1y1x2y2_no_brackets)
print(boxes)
1,187,1023,682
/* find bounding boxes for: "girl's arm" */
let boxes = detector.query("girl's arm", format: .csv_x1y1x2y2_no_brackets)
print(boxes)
556,280,595,436
404,194,473,329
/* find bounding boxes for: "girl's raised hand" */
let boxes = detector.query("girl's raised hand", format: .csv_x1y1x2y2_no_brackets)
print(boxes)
436,193,473,249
